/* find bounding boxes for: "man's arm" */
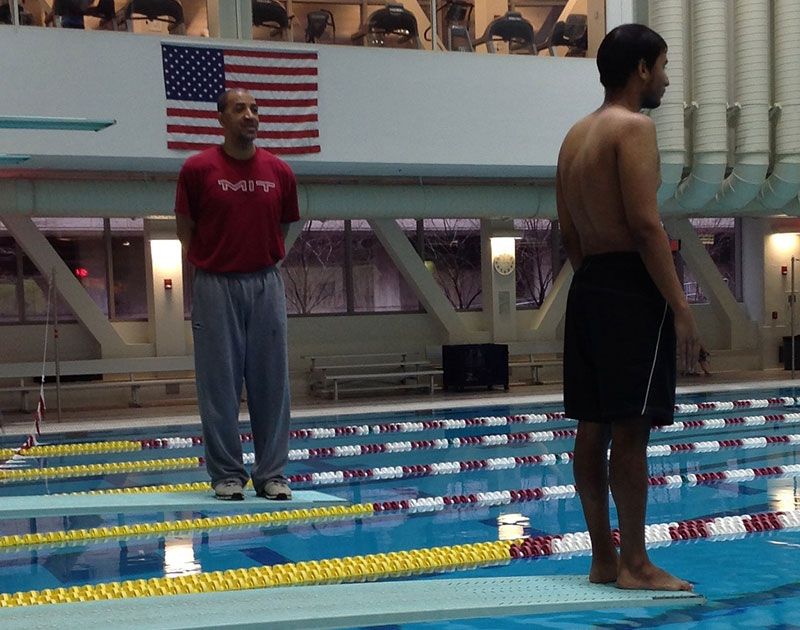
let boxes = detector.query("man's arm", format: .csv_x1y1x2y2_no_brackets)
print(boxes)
617,114,699,371
555,163,583,270
176,213,195,253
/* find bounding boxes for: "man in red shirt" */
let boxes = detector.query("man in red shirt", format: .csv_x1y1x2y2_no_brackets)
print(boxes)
175,88,299,501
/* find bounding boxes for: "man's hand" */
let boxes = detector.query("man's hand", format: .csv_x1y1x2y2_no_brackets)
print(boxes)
674,306,700,375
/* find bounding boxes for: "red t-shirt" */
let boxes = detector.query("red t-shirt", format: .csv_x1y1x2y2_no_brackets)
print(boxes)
175,146,300,273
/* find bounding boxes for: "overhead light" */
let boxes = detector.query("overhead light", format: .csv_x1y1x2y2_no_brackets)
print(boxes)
0,154,31,165
0,116,116,132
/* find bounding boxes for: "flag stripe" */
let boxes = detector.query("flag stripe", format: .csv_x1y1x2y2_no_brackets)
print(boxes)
167,141,321,155
225,64,318,76
168,133,321,147
226,72,318,84
167,108,318,123
168,97,318,108
223,49,318,60
168,118,319,131
225,54,318,68
225,80,317,93
168,125,319,139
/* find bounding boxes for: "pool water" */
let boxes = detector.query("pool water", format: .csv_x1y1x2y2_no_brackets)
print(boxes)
1,386,799,629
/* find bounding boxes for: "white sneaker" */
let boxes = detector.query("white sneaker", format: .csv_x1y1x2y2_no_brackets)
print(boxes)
214,479,244,501
258,479,292,500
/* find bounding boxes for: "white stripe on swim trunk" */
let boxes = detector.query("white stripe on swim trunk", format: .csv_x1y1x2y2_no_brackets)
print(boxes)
641,302,669,415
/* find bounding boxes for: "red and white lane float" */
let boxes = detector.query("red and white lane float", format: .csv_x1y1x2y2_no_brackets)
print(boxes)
509,509,800,558
134,396,798,449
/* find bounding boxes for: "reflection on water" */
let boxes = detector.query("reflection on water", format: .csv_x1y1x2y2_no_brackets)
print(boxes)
767,478,800,512
497,513,530,541
163,536,201,577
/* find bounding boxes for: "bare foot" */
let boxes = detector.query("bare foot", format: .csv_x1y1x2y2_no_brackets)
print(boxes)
589,560,618,584
589,551,619,584
616,562,693,591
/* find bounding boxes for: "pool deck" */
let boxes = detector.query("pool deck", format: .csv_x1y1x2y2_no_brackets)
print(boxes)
0,369,797,437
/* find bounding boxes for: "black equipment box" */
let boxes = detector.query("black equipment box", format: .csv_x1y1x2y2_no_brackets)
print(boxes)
442,344,508,391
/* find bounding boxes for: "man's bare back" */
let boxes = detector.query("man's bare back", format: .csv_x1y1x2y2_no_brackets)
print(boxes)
557,101,693,350
557,105,662,267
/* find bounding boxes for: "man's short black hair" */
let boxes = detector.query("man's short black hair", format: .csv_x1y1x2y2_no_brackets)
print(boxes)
596,23,667,90
217,90,232,113
216,89,246,113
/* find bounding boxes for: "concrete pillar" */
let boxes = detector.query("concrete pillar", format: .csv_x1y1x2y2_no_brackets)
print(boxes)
605,0,636,31
207,0,253,40
144,219,186,357
481,219,518,342
369,218,470,343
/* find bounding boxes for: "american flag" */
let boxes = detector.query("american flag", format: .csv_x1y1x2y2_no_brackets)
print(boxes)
161,44,320,155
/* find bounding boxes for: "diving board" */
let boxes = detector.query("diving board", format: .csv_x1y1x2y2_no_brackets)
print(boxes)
0,576,705,630
0,490,345,519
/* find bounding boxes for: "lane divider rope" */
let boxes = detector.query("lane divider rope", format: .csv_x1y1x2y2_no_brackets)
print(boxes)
3,464,799,552
4,429,799,484
6,409,800,465
2,396,793,461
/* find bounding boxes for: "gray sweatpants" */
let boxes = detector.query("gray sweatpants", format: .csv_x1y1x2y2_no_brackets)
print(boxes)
191,266,291,493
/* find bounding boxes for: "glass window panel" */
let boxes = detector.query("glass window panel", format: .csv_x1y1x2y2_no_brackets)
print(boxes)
423,219,482,311
0,237,19,323
680,218,739,304
111,240,148,320
281,220,346,315
28,219,105,321
20,251,58,323
48,236,108,316
350,221,419,313
109,218,147,320
515,219,566,308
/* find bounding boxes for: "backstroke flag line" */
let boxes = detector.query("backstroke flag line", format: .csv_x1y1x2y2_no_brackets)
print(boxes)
1,278,51,467
161,44,320,155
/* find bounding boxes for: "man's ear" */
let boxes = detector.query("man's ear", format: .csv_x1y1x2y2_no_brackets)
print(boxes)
637,58,649,79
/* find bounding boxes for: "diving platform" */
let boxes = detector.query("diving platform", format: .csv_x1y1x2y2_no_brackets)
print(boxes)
0,490,345,519
0,576,705,630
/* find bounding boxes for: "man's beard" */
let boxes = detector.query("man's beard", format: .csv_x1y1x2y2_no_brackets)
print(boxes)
641,90,662,110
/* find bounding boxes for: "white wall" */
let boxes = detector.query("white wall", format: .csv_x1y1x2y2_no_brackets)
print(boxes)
0,26,603,178
760,228,800,369
0,323,99,363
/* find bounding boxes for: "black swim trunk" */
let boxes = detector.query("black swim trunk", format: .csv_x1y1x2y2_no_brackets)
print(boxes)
563,252,676,426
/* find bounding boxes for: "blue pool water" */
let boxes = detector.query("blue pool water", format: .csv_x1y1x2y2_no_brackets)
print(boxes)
1,385,799,629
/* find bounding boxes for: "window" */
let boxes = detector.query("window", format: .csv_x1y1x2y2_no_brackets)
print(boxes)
422,219,482,311
515,219,565,308
350,220,419,313
0,237,20,323
0,218,148,324
678,218,741,304
281,220,346,315
3,1,602,57
109,219,148,320
10,0,208,37
280,220,420,315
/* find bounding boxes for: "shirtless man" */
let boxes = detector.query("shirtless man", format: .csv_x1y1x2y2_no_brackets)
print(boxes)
556,24,699,591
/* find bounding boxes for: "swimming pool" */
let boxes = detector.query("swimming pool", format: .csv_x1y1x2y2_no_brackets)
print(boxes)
0,384,798,629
